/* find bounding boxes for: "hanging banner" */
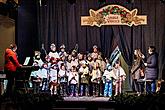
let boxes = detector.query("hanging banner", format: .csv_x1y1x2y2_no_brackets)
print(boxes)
81,5,147,27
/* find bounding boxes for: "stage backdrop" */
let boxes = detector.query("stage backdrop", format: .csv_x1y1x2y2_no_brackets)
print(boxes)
17,0,165,91
0,15,15,71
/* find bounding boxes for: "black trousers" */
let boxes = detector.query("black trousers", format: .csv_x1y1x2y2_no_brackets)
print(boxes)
4,70,16,98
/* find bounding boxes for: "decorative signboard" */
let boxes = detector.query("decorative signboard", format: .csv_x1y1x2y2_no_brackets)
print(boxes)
81,5,147,27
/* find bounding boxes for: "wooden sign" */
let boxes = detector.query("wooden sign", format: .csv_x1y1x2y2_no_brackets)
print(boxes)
81,5,147,27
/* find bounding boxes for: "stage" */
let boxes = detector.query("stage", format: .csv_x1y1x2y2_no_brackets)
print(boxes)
63,96,111,102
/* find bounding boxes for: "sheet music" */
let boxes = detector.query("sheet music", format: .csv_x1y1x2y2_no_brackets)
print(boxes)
23,57,30,65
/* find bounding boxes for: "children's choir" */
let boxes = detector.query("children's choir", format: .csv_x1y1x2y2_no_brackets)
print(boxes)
30,43,127,97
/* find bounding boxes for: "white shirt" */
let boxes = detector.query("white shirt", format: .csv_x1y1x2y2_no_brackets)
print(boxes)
33,59,44,67
68,71,79,84
40,68,48,79
49,68,58,82
103,69,117,80
114,66,126,80
48,51,60,59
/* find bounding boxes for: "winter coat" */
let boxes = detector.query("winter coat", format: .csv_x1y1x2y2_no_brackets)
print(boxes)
145,53,158,80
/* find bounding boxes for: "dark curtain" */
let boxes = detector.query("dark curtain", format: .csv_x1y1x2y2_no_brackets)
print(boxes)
37,0,133,59
17,0,38,64
17,0,165,84
112,26,132,66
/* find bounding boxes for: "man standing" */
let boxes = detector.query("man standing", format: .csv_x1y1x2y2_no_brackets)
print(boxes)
144,46,158,94
4,44,22,98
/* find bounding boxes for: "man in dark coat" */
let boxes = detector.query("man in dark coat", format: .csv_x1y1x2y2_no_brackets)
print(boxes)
144,46,158,94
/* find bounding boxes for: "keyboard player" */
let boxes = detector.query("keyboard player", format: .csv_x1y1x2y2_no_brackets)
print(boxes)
4,44,22,98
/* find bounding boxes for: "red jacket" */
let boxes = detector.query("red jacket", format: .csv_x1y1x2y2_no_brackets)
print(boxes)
4,48,21,72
